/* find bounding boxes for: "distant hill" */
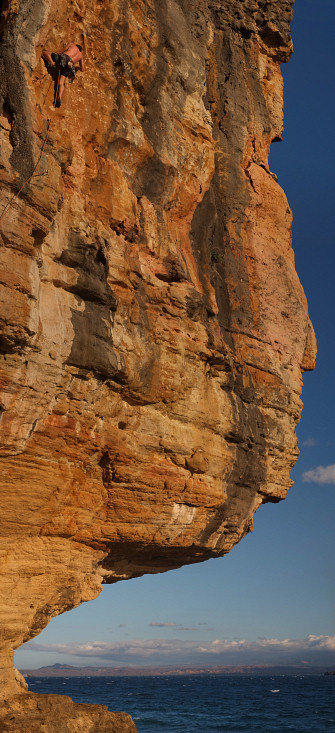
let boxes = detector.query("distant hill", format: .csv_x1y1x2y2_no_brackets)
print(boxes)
20,663,333,678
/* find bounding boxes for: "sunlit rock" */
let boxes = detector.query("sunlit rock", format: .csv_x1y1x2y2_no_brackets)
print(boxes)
0,0,315,728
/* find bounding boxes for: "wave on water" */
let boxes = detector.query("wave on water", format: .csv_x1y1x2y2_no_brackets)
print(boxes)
27,673,335,733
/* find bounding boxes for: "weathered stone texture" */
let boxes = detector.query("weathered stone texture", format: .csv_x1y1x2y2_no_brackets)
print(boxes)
0,692,136,732
0,0,315,727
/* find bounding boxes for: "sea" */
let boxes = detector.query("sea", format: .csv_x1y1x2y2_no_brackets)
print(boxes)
26,673,335,732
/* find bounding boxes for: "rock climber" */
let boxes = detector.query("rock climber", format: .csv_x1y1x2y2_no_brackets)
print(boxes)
42,42,85,107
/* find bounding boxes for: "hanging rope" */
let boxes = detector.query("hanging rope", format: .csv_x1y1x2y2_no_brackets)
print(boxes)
0,66,62,224
0,118,51,223
41,75,54,107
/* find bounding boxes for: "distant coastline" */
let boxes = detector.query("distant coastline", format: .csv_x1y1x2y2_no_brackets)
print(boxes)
20,663,335,678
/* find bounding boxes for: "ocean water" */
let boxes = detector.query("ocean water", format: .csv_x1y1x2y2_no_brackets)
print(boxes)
27,674,335,732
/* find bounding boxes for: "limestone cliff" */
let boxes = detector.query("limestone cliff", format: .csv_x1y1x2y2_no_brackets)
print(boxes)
0,0,315,728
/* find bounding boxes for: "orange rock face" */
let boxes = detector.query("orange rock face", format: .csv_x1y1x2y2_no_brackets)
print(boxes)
0,0,315,727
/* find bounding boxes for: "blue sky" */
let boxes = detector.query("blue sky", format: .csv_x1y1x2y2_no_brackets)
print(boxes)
16,0,335,670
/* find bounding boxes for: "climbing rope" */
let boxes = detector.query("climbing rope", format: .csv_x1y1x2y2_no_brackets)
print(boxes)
40,71,53,107
0,68,61,224
0,119,51,223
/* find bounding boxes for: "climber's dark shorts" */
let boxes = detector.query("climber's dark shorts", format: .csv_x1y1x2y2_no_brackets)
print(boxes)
51,53,76,83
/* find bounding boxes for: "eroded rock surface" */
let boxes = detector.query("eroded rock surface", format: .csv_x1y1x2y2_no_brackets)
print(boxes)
0,692,136,732
0,0,315,728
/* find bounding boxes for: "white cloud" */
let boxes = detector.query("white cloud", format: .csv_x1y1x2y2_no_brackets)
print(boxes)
302,464,335,484
302,437,317,448
21,634,335,666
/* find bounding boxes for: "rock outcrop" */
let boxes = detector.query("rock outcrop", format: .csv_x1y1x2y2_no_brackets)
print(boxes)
0,0,315,728
0,691,136,733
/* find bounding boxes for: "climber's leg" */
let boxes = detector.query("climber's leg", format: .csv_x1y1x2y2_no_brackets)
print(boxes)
55,75,66,107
